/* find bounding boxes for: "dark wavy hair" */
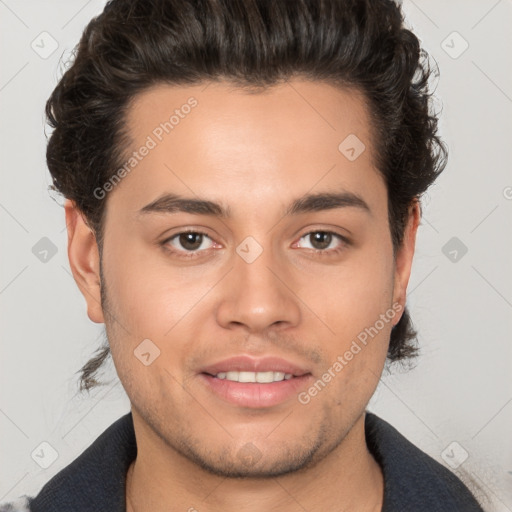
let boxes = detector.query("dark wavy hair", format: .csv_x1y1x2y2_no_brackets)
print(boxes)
45,0,447,392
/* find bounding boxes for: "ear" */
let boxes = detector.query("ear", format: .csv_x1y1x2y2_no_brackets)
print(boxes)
64,200,105,324
392,199,421,325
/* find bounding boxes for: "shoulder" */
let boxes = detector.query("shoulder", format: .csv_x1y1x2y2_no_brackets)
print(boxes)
365,412,485,511
1,412,135,512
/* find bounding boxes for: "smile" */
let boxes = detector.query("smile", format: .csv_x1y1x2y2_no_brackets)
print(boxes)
213,371,294,383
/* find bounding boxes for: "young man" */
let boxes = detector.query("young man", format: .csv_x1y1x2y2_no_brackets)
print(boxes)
1,0,485,511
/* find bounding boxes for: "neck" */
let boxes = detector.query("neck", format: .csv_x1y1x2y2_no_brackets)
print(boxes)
125,411,384,512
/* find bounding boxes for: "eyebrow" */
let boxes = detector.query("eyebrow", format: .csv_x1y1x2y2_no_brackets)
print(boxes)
137,191,371,218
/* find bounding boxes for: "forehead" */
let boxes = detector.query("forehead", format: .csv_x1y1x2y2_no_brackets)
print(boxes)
126,80,374,156
109,79,386,219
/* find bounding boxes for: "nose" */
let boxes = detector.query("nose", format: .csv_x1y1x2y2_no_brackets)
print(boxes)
215,240,301,334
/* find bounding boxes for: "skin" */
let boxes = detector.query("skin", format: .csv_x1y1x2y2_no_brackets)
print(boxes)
65,79,420,512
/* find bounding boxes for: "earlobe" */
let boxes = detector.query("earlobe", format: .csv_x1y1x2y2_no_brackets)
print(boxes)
392,199,421,324
64,200,105,324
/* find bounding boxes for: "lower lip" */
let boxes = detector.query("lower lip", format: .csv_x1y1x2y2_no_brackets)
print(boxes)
199,373,313,408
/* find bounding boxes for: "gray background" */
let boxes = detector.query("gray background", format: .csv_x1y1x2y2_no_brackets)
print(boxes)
1,0,511,510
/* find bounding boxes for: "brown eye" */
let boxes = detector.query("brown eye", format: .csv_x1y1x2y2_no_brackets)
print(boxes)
296,231,348,254
309,232,332,250
178,232,204,251
163,231,214,256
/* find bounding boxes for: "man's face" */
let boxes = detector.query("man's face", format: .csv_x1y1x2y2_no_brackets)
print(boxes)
72,80,416,477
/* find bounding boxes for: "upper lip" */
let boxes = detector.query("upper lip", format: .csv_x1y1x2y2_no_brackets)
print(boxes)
200,355,311,377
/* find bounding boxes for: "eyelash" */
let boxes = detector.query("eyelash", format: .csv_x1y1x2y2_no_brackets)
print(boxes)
160,229,349,259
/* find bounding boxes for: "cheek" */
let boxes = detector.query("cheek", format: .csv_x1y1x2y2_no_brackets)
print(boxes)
315,245,395,344
102,246,213,390
300,241,394,407
105,242,207,335
307,299,392,418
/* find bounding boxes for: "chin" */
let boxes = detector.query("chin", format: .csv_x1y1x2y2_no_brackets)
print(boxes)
171,430,332,479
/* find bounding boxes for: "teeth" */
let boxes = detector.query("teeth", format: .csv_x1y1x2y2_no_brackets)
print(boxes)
214,371,294,383
239,371,256,383
256,371,275,383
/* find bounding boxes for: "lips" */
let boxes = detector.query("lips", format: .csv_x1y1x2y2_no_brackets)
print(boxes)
216,371,293,383
200,355,311,378
198,355,313,408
